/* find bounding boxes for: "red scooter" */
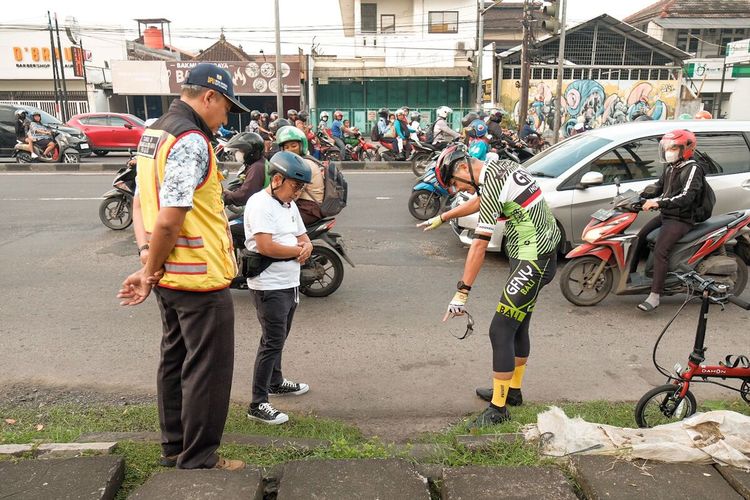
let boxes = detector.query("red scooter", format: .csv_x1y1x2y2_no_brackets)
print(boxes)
559,188,750,306
347,132,379,161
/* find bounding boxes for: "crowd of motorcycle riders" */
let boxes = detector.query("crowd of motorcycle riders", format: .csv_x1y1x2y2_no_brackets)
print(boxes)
214,105,550,166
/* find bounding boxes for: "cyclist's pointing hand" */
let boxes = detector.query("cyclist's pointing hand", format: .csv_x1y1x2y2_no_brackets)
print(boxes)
443,290,468,321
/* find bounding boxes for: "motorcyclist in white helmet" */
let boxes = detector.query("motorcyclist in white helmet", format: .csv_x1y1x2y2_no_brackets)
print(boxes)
432,106,460,146
317,111,330,134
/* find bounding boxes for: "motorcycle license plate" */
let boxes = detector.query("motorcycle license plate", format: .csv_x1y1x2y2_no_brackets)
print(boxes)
591,209,615,222
80,143,89,149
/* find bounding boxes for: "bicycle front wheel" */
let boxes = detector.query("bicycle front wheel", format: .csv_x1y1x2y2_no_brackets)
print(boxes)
635,383,697,428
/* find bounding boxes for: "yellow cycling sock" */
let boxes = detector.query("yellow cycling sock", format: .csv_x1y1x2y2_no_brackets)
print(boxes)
491,378,512,408
510,364,527,390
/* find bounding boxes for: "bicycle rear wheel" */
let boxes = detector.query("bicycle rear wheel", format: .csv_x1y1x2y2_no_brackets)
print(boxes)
634,383,697,428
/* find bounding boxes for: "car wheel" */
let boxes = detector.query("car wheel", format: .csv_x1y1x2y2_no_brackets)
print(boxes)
94,150,108,157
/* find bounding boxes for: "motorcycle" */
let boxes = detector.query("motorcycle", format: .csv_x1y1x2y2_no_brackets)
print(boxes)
408,140,441,177
346,133,379,162
228,214,354,297
523,133,550,154
559,187,750,306
213,136,240,162
317,132,343,162
13,129,83,164
99,156,137,230
377,136,418,162
408,161,451,220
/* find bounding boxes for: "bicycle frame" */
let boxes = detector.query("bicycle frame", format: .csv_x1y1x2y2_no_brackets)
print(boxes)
671,289,750,398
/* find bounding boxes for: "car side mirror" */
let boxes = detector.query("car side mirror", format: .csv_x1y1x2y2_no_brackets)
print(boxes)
124,123,133,129
578,171,604,189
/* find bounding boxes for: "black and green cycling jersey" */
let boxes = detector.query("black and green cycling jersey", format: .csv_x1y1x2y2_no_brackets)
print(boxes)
476,159,561,260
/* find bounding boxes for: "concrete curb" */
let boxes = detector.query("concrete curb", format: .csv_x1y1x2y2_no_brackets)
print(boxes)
0,160,414,173
75,431,329,450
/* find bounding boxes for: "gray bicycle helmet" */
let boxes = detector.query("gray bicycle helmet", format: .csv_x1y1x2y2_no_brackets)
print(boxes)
268,151,312,184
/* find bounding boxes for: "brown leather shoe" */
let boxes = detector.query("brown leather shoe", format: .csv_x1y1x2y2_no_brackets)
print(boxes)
212,456,246,471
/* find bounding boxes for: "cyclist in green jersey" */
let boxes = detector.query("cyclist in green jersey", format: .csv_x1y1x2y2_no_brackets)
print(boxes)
420,144,561,426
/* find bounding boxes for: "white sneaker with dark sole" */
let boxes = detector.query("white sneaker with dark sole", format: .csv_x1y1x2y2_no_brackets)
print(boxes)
247,402,289,425
269,379,310,396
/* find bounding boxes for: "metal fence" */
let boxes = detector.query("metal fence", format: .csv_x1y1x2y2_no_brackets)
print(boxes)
310,107,476,136
0,100,89,121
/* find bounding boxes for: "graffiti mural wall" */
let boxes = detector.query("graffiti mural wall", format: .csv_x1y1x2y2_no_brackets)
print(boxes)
500,79,678,137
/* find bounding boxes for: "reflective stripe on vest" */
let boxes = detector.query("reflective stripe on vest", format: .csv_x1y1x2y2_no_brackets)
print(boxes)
137,127,237,291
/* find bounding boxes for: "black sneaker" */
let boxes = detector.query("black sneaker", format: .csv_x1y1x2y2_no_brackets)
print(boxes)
247,402,289,425
472,405,511,428
159,454,178,467
269,379,309,396
474,387,523,406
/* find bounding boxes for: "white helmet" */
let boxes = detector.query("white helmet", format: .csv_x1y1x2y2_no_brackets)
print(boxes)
319,111,329,120
436,106,453,119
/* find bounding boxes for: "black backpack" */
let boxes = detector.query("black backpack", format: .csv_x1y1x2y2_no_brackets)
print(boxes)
424,121,435,143
370,123,381,141
686,161,714,223
319,162,348,217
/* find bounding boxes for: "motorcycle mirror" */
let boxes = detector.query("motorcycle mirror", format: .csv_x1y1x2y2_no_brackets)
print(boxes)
614,176,621,196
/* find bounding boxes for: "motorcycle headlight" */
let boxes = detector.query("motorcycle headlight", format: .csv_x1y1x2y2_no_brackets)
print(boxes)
582,222,620,244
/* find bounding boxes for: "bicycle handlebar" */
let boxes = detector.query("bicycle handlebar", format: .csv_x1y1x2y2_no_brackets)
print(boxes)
728,294,750,310
673,270,750,309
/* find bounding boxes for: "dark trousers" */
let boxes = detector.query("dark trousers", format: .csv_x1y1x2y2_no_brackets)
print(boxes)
154,287,234,469
251,287,298,405
631,216,693,294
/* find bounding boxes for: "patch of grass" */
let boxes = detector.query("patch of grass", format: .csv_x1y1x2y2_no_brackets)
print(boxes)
1,398,748,498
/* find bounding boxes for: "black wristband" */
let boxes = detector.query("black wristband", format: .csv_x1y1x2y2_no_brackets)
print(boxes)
137,244,150,256
457,280,472,292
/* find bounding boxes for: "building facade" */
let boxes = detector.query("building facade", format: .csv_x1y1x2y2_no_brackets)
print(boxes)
311,0,479,130
624,0,750,118
495,14,689,137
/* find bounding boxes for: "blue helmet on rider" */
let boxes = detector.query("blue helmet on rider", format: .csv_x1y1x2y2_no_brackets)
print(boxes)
467,119,487,138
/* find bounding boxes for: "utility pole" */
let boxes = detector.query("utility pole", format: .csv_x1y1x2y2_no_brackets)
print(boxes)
274,0,284,117
54,13,69,122
552,0,567,143
47,11,61,118
476,1,485,110
476,1,505,111
518,0,531,129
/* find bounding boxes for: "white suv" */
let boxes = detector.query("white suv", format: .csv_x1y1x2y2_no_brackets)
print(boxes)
450,120,750,261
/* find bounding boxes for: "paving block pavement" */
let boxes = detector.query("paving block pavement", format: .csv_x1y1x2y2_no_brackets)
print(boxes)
277,458,431,500
129,468,263,500
572,455,744,500
441,465,577,500
717,466,750,498
0,456,124,500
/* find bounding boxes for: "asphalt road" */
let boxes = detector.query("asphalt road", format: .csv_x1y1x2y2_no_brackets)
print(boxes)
0,151,132,165
1,171,748,435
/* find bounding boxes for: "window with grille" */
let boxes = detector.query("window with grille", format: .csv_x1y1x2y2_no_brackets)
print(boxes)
361,3,377,33
381,14,395,33
676,29,700,53
428,11,458,33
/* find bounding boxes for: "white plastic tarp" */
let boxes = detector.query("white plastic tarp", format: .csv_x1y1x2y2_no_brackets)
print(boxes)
523,407,750,470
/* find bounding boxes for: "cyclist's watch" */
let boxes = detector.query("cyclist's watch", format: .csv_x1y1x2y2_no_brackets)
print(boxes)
457,281,472,292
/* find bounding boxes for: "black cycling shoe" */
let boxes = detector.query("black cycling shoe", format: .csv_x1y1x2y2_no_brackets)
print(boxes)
475,387,492,402
472,405,511,428
474,387,523,406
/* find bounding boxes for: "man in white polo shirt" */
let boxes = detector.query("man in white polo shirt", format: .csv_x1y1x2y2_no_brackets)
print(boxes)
244,151,314,425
